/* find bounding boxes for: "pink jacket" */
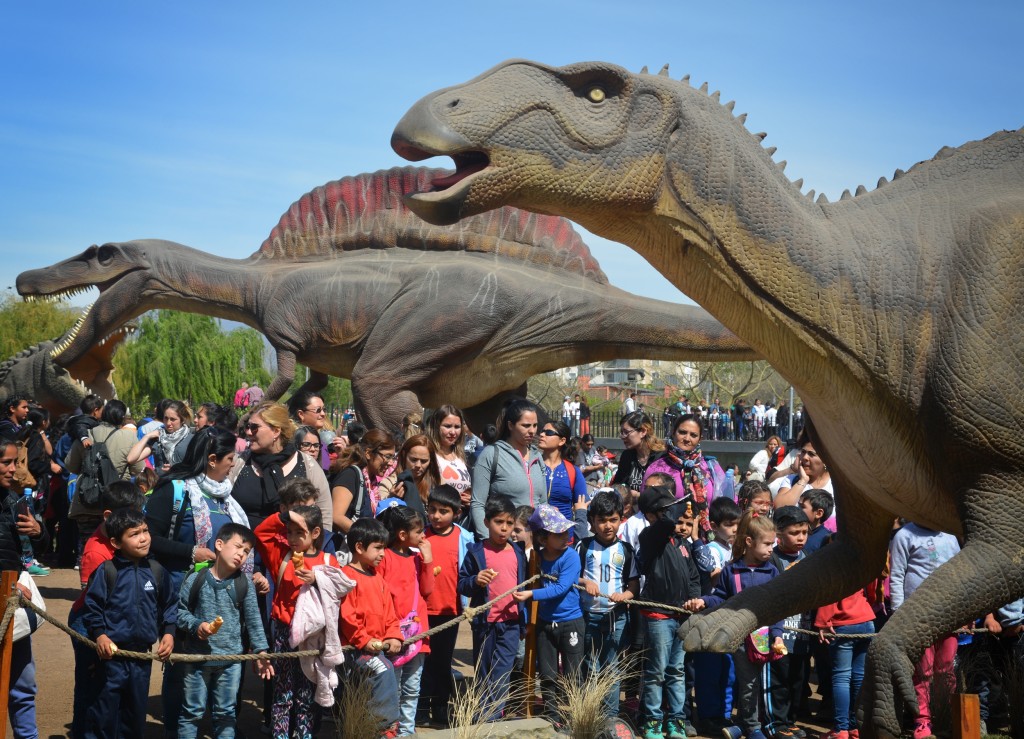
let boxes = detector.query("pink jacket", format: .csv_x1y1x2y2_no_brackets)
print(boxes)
290,564,356,706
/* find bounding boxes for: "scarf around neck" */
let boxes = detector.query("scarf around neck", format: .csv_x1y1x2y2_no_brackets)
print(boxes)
184,474,253,575
157,425,189,462
249,443,298,507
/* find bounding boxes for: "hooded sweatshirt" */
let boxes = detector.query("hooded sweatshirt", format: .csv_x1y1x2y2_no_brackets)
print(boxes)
470,440,546,536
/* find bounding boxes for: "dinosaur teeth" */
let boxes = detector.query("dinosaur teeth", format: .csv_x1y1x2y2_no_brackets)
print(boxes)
765,146,777,156
640,65,649,74
681,74,691,84
737,113,747,125
699,81,709,93
754,132,767,141
777,160,787,172
724,100,735,113
658,64,670,77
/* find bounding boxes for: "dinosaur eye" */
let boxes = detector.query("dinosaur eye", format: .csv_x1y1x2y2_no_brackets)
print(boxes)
587,86,606,103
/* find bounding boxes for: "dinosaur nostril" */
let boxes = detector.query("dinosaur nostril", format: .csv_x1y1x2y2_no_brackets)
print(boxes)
448,98,460,109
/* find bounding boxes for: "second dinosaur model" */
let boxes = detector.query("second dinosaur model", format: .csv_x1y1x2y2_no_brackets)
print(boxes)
17,166,753,431
392,59,1024,735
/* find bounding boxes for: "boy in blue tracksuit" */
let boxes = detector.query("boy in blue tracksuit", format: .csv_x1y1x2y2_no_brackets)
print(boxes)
82,508,177,738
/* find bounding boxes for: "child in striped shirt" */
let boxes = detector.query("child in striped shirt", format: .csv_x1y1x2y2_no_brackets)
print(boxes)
577,490,639,716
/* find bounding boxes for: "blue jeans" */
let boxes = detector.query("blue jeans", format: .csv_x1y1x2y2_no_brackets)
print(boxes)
584,610,629,716
69,607,98,739
829,621,874,731
642,616,686,724
9,637,37,739
179,663,243,738
394,652,424,736
161,569,187,737
352,653,400,729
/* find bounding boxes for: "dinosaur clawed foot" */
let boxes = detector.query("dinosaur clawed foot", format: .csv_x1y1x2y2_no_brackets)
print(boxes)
856,632,918,739
678,607,756,654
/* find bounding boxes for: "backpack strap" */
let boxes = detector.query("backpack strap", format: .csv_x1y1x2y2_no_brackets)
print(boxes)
277,554,293,589
168,480,187,538
103,559,117,594
563,460,577,492
188,567,248,612
102,558,164,595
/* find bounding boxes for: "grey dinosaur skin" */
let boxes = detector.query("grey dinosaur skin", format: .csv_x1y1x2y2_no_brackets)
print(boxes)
392,60,1024,736
0,327,127,414
15,167,754,432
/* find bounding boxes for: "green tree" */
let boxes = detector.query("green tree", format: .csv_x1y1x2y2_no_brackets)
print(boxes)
112,311,271,413
0,290,77,359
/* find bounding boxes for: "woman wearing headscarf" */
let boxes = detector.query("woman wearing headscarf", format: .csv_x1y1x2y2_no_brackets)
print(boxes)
127,399,194,472
645,413,732,533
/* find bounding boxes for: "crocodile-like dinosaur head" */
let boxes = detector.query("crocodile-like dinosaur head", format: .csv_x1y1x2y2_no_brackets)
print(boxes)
392,60,681,230
16,242,151,368
0,323,134,414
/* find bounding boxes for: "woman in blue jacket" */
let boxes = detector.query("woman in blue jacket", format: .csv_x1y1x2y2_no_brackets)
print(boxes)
536,420,588,522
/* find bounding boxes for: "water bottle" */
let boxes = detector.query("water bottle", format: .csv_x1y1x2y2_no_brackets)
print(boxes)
17,488,32,518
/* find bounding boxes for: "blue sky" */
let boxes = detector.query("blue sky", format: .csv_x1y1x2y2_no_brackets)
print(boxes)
3,2,1021,307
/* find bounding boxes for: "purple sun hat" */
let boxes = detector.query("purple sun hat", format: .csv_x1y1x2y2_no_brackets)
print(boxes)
528,504,575,534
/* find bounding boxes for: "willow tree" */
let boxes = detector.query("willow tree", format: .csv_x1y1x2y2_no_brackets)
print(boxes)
113,311,271,413
0,290,77,358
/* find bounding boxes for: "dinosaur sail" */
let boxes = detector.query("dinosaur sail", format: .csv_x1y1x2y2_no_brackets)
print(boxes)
253,166,608,284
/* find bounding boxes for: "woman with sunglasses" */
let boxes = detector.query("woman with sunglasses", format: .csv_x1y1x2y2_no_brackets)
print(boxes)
329,428,398,533
611,411,665,498
228,402,333,532
470,399,547,537
537,420,588,522
288,390,334,471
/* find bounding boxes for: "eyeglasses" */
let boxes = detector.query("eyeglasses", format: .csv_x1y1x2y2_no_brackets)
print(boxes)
244,423,264,434
375,451,398,463
299,442,322,450
619,428,638,437
303,406,325,414
538,429,561,437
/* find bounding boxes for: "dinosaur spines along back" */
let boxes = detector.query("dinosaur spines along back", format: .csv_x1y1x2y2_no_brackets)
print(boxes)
254,165,608,284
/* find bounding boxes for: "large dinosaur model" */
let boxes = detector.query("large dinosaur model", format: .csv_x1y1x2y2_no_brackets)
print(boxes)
391,60,1024,735
0,324,133,415
16,166,754,432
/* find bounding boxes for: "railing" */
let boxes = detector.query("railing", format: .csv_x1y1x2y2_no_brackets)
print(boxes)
545,408,804,442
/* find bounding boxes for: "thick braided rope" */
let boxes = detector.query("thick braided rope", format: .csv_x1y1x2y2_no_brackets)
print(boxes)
550,577,989,638
0,572,544,663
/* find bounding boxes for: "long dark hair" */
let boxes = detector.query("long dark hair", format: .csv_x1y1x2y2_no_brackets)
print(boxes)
496,399,539,442
165,427,237,481
287,390,323,420
398,434,441,504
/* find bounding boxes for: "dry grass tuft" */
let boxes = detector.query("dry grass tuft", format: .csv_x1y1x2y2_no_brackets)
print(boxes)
334,662,385,738
555,651,637,739
449,656,531,739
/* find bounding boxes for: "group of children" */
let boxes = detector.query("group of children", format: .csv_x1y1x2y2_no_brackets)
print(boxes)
73,462,976,739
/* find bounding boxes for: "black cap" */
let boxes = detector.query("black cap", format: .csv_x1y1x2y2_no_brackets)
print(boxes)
774,505,810,530
638,484,676,514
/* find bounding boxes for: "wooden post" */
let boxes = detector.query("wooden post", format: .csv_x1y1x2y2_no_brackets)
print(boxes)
952,693,981,739
0,569,19,739
522,551,539,717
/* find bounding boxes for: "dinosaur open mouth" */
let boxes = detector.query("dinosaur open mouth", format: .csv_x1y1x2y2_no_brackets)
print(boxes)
396,149,493,225
427,151,491,191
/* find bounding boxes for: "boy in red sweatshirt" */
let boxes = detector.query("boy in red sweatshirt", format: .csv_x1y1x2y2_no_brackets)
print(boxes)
340,517,402,737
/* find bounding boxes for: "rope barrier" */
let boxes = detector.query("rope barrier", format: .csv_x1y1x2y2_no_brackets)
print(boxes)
0,570,989,666
0,572,544,664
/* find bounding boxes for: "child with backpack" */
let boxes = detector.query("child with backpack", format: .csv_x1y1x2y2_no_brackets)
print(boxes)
176,522,273,738
80,508,176,737
686,511,786,739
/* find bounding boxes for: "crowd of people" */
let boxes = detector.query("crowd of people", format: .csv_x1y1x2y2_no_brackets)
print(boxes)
0,391,1019,738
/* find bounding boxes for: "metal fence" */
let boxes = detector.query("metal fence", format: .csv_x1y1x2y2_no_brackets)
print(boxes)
545,408,803,442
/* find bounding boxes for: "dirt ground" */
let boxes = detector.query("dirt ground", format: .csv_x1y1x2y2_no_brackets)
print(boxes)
24,566,835,738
